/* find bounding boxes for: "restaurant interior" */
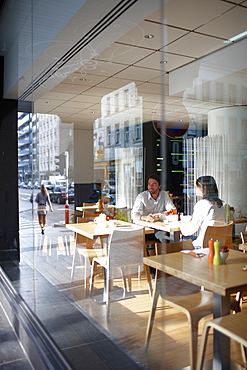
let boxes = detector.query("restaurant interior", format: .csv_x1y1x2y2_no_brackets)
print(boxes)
0,0,247,369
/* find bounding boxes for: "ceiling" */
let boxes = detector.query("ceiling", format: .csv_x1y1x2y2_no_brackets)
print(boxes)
0,0,247,130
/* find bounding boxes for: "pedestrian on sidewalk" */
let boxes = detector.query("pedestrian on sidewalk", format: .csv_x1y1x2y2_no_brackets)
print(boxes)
33,183,54,234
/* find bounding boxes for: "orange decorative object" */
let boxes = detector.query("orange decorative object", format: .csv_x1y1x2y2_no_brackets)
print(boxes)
99,199,104,213
208,238,214,263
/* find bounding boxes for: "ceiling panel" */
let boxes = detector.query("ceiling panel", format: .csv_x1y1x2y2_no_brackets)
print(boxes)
113,65,166,82
147,0,234,30
196,6,247,39
95,77,134,90
117,20,188,49
93,43,154,64
134,51,195,72
1,0,245,129
163,32,227,58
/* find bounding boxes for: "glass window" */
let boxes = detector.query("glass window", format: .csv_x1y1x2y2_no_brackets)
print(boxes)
2,1,245,368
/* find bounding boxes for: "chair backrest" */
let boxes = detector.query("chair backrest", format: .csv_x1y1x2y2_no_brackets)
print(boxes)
240,232,247,244
82,204,98,221
161,239,199,297
76,217,88,244
107,225,145,278
202,221,233,248
165,239,194,254
77,217,88,223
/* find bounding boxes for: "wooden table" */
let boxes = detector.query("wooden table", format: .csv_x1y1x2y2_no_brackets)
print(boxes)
232,217,247,225
66,221,154,299
133,219,181,242
76,205,116,212
143,249,247,369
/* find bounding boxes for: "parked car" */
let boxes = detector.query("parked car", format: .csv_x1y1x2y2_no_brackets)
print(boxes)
41,180,54,191
34,181,40,189
27,181,33,189
49,186,74,204
19,181,28,189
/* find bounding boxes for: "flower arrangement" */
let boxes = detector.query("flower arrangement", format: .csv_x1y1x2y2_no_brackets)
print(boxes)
221,246,229,253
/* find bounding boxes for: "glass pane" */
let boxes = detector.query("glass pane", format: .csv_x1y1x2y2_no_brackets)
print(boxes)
1,0,245,368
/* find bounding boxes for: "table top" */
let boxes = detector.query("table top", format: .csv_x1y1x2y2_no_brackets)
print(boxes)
66,221,154,240
231,217,247,224
133,219,181,232
76,205,115,212
143,249,247,296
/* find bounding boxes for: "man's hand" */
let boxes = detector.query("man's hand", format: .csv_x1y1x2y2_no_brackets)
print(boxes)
146,213,161,222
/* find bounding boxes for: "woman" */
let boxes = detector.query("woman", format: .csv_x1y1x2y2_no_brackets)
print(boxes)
35,184,53,234
180,175,224,249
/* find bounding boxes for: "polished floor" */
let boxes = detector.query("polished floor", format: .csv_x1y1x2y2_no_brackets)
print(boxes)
1,216,246,369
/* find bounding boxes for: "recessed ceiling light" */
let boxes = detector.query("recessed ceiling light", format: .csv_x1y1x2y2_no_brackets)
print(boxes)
144,34,154,39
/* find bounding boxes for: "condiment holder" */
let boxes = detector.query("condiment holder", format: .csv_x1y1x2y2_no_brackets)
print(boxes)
220,246,229,264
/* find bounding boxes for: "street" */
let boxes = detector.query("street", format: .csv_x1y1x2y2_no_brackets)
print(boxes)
19,188,75,226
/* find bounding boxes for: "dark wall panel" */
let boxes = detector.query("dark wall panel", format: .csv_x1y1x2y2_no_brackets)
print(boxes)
0,56,20,265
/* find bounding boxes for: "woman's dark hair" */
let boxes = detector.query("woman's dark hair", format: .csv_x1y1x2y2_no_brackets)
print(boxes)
147,174,161,185
196,176,223,207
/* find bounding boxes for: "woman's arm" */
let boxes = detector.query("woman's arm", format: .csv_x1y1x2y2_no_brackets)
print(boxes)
46,194,53,211
180,200,205,236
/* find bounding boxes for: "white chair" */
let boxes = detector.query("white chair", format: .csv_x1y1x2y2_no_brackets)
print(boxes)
70,217,104,291
89,225,145,313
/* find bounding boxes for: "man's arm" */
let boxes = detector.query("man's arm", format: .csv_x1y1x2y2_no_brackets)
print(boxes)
131,193,147,220
131,212,152,221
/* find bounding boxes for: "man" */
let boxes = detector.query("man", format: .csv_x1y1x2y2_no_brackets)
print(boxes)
131,174,176,243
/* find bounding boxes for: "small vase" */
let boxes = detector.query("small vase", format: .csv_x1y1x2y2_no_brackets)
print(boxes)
220,251,229,264
213,240,222,265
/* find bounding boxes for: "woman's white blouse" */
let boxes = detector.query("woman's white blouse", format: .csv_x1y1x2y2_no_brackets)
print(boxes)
180,199,224,248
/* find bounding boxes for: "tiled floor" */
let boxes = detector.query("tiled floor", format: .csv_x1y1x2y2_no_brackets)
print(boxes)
1,217,146,370
0,303,33,370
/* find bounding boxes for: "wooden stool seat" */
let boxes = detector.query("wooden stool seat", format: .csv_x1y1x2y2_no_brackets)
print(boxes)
197,311,247,369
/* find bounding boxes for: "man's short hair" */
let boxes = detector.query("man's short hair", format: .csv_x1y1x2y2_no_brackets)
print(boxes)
147,174,160,185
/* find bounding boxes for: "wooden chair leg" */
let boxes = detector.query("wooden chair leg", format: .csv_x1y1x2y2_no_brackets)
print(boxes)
89,260,96,296
188,316,201,370
197,322,211,370
71,243,77,281
241,344,247,364
145,269,161,350
120,267,128,297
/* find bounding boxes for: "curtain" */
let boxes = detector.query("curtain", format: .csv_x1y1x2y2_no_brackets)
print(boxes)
185,134,228,215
